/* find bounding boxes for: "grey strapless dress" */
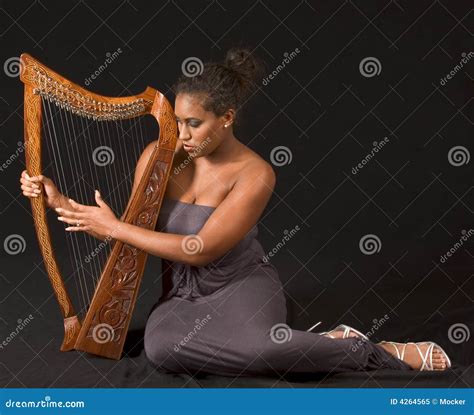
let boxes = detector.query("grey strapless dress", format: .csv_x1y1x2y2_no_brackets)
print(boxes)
143,198,411,377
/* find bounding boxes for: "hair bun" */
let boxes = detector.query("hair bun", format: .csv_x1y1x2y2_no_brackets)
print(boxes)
224,47,263,81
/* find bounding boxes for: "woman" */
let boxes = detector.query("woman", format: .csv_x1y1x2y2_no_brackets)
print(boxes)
20,48,451,377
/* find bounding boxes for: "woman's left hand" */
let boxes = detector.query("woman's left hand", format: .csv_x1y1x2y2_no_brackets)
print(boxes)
56,190,121,241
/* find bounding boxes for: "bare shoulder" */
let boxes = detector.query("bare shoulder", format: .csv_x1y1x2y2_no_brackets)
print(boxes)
242,147,276,180
234,145,276,191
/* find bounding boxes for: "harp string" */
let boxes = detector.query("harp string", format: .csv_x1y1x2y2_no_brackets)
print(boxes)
41,94,153,316
67,110,106,291
118,119,134,210
111,120,130,216
60,103,98,308
42,98,90,311
98,120,121,215
78,115,113,285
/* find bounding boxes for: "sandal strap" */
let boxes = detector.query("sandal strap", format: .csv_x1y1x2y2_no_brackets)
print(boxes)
412,342,435,370
380,341,402,360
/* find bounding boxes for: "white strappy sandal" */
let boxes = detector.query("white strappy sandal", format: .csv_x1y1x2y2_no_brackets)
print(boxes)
379,341,452,371
320,324,369,340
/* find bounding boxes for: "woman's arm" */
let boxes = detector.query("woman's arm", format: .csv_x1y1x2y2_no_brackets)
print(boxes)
112,161,276,267
58,160,275,267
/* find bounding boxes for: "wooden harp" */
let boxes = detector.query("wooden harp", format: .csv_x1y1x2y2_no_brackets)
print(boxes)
20,53,177,359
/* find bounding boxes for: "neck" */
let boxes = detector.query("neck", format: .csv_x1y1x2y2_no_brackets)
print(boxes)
199,132,240,165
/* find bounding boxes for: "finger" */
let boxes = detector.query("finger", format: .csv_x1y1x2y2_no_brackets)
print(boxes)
20,177,39,188
65,225,88,232
21,185,41,194
55,208,84,219
58,216,84,225
28,174,45,182
23,192,38,198
67,198,87,212
95,190,106,208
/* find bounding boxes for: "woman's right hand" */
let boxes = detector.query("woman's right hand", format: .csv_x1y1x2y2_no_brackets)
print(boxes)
20,170,64,209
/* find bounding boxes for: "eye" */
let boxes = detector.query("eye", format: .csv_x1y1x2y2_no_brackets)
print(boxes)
188,121,202,128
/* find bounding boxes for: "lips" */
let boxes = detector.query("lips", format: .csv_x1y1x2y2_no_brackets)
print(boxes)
183,144,195,149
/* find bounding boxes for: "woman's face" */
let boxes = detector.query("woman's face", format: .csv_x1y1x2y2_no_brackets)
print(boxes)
174,93,229,158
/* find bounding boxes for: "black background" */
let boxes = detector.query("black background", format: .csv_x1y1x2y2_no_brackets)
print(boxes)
0,0,472,387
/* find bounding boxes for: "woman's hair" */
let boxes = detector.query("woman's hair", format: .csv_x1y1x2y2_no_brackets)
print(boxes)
172,47,264,123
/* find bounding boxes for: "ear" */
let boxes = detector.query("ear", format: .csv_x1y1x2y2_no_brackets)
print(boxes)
222,108,236,128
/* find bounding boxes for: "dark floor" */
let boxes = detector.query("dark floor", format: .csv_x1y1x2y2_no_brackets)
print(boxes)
0,253,472,388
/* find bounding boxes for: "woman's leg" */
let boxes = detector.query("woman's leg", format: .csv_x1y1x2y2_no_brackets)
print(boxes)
144,271,412,376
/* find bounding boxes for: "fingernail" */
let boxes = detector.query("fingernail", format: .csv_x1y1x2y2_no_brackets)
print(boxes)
34,189,40,194
57,217,63,221
55,208,62,212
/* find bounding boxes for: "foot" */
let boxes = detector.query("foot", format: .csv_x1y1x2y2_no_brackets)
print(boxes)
378,341,448,371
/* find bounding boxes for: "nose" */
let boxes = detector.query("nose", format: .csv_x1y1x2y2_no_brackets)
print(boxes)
178,124,191,141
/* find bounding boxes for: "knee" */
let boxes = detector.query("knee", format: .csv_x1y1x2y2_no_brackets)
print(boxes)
144,320,174,368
